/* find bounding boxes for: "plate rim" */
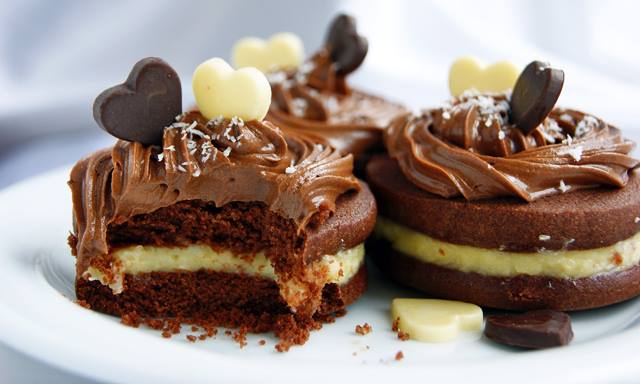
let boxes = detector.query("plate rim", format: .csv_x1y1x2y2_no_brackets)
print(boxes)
1,166,640,383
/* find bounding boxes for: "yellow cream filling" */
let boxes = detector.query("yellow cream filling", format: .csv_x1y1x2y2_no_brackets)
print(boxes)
375,217,640,279
85,243,364,293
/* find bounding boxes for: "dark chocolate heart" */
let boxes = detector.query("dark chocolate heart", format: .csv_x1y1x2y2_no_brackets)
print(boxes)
93,57,182,145
325,14,368,76
485,310,573,349
510,60,564,135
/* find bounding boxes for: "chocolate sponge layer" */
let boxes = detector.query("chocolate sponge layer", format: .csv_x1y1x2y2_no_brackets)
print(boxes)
76,265,367,350
76,265,366,325
367,155,640,252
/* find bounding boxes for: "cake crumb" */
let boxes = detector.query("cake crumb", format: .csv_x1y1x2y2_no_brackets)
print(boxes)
612,252,623,265
258,339,266,346
397,331,410,341
76,300,91,309
165,319,181,334
120,312,142,328
146,319,163,330
191,325,199,332
205,326,218,338
186,335,197,343
161,330,172,338
232,328,248,348
391,317,400,332
395,351,404,361
355,322,372,336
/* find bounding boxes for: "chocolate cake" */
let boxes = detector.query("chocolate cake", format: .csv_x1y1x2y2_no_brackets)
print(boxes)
264,14,406,173
367,61,640,311
68,57,376,350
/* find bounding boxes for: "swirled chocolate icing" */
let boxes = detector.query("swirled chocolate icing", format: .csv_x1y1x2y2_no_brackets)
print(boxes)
267,48,406,162
386,91,639,201
69,111,360,275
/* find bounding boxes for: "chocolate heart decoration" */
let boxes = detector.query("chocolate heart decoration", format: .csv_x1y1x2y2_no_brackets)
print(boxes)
325,14,368,75
93,57,182,145
485,310,573,349
510,60,564,135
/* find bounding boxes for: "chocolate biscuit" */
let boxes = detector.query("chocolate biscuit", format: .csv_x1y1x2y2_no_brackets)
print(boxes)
370,238,640,310
367,155,640,252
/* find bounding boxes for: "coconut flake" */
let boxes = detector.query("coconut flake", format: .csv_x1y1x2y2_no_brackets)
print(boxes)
565,146,583,162
558,180,571,193
285,160,296,174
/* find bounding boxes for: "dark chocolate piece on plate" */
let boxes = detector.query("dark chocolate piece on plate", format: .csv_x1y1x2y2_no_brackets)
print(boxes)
325,14,368,75
484,310,573,349
510,61,564,135
93,57,182,145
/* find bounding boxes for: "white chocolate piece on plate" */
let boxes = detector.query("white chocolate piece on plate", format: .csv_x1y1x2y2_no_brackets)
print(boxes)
192,58,271,121
449,56,520,97
391,298,483,342
232,32,304,73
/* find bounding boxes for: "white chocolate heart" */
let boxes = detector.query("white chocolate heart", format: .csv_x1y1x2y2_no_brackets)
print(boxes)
192,58,271,121
232,32,304,73
449,56,520,97
391,298,483,342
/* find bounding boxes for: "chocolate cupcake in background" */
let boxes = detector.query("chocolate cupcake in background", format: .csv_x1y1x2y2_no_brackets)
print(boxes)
263,14,407,174
367,60,640,311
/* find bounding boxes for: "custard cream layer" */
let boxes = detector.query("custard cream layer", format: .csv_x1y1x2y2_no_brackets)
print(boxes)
86,243,364,292
376,217,640,278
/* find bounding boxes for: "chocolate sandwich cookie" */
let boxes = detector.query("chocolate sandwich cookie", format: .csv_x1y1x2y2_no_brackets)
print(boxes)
367,62,640,311
264,14,406,174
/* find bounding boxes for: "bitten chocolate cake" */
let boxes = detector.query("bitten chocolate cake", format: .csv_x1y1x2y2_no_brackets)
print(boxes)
367,60,640,311
262,14,406,173
68,57,376,351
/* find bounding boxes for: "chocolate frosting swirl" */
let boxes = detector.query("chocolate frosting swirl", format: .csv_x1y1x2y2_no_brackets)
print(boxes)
70,111,360,273
267,48,406,160
386,91,639,201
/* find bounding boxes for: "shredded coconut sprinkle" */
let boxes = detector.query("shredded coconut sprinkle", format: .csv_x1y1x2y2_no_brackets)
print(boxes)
261,143,275,151
285,160,296,174
558,180,571,193
565,146,583,162
539,234,551,241
223,147,232,157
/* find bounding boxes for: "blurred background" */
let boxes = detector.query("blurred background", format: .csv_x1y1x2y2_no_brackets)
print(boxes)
1,0,639,382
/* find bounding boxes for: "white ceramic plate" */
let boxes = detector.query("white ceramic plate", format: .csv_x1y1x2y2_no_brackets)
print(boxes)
1,167,640,384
